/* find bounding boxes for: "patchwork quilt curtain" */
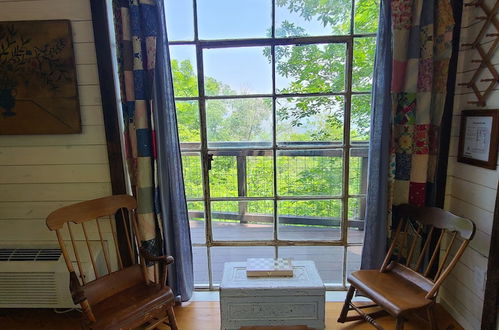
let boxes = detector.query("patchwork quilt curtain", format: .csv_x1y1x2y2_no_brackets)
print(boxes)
389,0,454,207
362,0,455,269
113,0,193,299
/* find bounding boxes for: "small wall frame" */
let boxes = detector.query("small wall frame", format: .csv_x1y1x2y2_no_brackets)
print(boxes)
458,109,499,170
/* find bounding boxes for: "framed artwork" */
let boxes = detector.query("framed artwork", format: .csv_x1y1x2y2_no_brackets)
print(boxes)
458,109,499,170
0,20,80,134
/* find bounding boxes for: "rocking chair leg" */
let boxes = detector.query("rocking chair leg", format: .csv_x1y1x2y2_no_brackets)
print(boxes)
338,285,356,322
166,305,178,330
395,317,405,330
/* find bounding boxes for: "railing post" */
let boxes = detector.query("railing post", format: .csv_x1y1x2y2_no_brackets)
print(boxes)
236,155,248,223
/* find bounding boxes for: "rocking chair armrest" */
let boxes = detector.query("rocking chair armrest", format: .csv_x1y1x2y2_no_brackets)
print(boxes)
139,247,175,265
69,271,86,305
139,247,174,288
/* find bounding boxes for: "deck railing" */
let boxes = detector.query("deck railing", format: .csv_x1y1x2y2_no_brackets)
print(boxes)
182,141,369,230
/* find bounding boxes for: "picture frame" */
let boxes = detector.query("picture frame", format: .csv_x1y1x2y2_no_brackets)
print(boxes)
458,109,499,170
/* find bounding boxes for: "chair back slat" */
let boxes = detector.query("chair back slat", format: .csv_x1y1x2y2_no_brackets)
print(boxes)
414,226,434,271
81,222,99,279
434,231,457,280
426,239,470,298
423,229,445,277
67,224,86,284
109,215,124,270
96,218,112,274
380,219,404,272
405,226,422,268
56,229,75,273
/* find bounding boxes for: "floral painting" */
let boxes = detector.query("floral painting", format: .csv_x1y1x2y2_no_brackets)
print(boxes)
0,20,80,134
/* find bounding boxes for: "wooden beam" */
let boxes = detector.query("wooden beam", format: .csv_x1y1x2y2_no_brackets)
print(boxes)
89,0,131,266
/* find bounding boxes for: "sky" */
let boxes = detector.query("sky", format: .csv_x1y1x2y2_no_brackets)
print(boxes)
164,0,334,94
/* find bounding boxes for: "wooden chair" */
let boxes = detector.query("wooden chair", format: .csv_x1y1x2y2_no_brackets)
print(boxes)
45,195,178,330
338,204,475,329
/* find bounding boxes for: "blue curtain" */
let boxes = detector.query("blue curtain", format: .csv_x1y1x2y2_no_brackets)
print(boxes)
360,0,392,270
152,0,194,301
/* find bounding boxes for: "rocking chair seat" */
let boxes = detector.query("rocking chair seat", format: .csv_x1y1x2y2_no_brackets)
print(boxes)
348,269,433,317
85,282,175,329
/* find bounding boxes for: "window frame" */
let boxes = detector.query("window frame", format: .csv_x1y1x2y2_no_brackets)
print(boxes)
167,0,376,290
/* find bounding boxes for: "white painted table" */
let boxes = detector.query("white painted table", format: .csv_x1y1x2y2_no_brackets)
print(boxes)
219,260,325,330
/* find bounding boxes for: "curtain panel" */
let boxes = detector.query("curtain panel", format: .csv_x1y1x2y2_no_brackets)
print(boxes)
362,0,455,269
112,0,193,300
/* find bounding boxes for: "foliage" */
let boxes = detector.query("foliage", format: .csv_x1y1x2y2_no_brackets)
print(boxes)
171,0,379,226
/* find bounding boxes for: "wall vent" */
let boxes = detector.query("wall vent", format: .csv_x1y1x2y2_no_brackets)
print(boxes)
0,248,61,261
0,246,103,308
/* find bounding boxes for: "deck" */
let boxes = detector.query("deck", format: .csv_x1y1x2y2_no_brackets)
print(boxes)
189,220,364,286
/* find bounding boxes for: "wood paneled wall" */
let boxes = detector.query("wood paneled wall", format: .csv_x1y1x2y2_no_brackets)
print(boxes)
441,0,499,329
0,0,112,244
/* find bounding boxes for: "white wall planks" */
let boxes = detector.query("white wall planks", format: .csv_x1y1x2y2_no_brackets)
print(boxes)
0,0,111,245
442,1,499,328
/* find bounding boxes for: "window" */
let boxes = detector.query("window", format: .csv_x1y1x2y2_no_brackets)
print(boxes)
165,0,379,289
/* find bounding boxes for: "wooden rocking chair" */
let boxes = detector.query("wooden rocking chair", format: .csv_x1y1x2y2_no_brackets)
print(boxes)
46,195,178,330
338,204,475,329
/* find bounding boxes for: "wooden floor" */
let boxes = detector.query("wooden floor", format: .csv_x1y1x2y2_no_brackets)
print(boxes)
0,302,463,330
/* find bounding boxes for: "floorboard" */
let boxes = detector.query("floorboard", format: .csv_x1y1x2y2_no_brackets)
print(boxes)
0,302,463,330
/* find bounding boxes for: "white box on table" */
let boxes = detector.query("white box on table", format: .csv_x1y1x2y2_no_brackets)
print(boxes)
220,260,325,330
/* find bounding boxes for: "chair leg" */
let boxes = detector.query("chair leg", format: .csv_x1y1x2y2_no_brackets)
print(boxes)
338,285,356,322
427,306,438,330
166,304,178,330
395,317,405,330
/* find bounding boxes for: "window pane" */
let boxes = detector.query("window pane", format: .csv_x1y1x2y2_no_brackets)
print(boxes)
276,43,346,94
277,96,344,145
348,197,365,243
211,200,274,241
278,200,342,241
188,201,205,244
170,46,198,97
350,94,371,142
346,246,362,279
247,154,274,197
193,246,209,285
176,101,200,145
204,47,272,96
198,0,271,40
354,0,380,34
278,246,344,284
182,153,203,198
352,37,376,92
349,150,368,195
275,1,351,37
209,156,238,198
211,246,274,284
206,98,272,146
165,0,194,41
277,149,343,196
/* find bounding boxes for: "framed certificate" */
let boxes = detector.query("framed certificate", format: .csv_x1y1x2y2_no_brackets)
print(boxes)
458,110,499,169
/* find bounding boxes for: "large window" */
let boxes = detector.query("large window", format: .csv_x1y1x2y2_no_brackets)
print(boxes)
165,0,378,289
